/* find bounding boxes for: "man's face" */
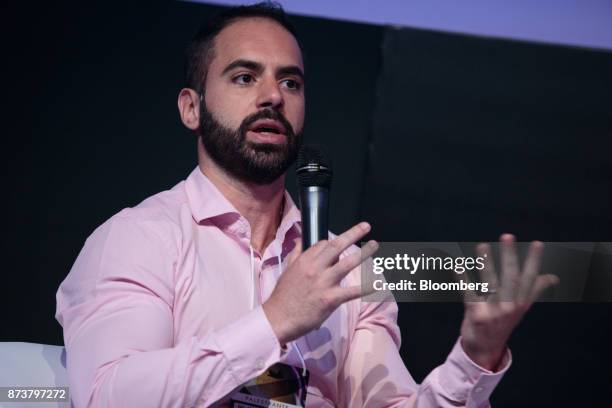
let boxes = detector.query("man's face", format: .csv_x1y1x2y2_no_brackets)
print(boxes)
199,17,305,185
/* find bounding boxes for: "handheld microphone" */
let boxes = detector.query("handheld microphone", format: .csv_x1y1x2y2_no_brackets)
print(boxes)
296,145,332,251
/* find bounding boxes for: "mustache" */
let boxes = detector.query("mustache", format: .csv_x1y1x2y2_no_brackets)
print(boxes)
239,109,295,138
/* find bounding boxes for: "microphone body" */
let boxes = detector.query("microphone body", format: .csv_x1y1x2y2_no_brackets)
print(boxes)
296,146,333,251
299,186,329,250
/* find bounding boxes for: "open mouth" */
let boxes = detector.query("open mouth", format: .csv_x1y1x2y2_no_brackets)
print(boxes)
254,126,281,134
249,119,287,135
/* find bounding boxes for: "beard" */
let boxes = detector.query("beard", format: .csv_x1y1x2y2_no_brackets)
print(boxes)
198,101,303,185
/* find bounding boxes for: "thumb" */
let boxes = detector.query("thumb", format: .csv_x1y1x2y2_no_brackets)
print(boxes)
286,238,302,266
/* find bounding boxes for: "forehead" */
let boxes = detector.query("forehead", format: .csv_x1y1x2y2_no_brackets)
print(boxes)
210,17,304,71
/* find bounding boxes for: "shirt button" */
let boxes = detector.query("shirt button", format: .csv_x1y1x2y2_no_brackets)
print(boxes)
255,358,265,370
474,386,484,393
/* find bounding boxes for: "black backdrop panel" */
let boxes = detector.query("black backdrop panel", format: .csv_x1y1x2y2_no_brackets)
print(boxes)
363,27,612,243
364,27,612,407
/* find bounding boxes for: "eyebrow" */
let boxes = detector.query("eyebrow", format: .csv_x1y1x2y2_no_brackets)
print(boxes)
221,59,305,81
277,66,305,81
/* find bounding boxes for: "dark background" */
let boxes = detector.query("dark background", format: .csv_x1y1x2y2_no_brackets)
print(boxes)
2,1,611,406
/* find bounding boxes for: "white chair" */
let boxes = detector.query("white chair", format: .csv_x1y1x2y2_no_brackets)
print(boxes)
0,342,70,407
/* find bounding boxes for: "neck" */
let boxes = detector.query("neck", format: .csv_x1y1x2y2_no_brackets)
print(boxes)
197,141,285,254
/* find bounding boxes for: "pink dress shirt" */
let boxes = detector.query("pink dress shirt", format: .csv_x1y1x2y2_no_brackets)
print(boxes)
56,167,510,408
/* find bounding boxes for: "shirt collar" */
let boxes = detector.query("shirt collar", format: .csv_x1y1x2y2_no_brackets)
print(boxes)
185,166,301,240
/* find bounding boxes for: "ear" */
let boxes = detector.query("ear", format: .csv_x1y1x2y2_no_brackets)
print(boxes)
177,88,201,131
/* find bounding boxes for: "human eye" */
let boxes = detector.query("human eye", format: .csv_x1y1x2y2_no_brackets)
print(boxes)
232,73,255,85
280,78,302,91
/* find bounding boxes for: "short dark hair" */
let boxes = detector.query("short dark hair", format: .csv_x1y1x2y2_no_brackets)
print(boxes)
184,1,303,93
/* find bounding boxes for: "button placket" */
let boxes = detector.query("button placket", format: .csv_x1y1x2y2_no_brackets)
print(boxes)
259,261,279,303
252,256,264,306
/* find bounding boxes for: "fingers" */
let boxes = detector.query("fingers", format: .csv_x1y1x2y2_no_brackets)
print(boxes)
476,243,499,293
499,234,520,301
329,240,379,282
333,284,371,305
517,241,544,302
494,236,556,306
524,274,559,308
318,222,372,266
452,265,480,302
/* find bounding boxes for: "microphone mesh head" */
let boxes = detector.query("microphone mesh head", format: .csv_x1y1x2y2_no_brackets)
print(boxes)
296,145,332,188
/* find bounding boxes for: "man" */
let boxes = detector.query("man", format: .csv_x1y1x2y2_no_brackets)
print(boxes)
56,3,557,407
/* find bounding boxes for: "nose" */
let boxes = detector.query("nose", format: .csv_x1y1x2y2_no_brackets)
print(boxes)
256,76,284,110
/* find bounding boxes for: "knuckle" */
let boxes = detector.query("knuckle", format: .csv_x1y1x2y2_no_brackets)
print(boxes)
330,238,345,252
315,239,329,249
320,292,338,310
336,255,352,270
297,259,313,274
295,258,315,278
499,302,516,314
305,267,317,278
506,259,519,270
294,256,307,270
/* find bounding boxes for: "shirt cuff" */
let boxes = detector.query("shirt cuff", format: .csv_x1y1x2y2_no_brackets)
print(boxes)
438,337,512,405
208,306,284,387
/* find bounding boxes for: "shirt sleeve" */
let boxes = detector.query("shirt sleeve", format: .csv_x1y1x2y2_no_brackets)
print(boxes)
338,298,511,408
55,214,283,408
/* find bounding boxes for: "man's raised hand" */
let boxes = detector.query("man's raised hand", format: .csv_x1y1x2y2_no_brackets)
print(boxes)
460,234,559,370
263,222,378,345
